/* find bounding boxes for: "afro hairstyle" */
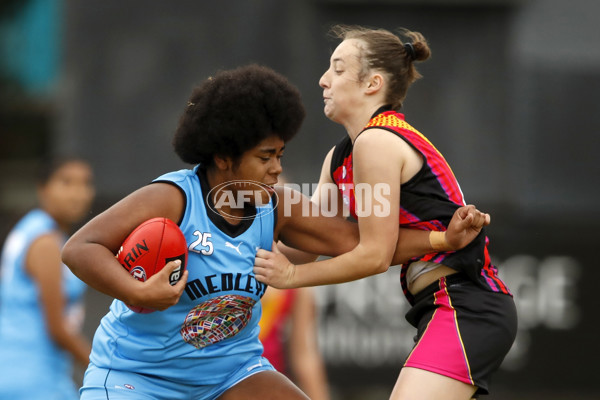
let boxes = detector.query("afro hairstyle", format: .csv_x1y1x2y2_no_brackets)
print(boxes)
173,64,305,166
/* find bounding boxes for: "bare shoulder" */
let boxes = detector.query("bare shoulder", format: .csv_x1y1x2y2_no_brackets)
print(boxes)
115,182,184,220
354,128,421,179
353,128,408,164
354,128,408,152
68,181,186,253
29,232,62,254
26,232,63,276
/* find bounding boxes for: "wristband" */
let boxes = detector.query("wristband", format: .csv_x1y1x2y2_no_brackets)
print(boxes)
429,231,449,252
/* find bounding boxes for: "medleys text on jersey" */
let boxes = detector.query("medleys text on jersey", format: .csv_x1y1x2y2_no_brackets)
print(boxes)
185,272,267,301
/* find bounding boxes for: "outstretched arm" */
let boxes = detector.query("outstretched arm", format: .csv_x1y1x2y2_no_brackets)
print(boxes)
258,131,401,288
273,147,482,261
392,204,490,265
257,133,490,288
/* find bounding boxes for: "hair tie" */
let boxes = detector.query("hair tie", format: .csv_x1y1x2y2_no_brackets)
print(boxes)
404,42,416,60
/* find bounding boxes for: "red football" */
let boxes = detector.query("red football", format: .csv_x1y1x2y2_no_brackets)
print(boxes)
116,217,188,313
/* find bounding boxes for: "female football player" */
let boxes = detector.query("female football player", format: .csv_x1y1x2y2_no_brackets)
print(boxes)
254,26,518,400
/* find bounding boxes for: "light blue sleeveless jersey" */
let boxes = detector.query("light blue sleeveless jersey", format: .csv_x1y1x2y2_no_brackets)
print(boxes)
0,209,87,400
89,166,274,385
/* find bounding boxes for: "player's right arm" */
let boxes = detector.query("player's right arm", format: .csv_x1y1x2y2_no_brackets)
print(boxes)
61,183,188,310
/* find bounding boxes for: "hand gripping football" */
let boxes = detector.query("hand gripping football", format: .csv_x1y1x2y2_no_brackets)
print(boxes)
116,217,188,313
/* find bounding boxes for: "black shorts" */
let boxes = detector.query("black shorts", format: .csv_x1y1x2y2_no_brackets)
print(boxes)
404,273,517,395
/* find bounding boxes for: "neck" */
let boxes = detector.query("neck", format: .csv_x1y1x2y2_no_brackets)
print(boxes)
205,166,225,191
43,209,71,234
204,167,245,223
344,103,386,142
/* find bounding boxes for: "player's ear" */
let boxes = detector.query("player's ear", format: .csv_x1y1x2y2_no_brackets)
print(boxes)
365,73,383,94
213,155,233,171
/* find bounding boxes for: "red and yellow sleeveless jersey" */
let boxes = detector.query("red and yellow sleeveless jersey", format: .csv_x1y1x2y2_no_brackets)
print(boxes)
330,109,510,304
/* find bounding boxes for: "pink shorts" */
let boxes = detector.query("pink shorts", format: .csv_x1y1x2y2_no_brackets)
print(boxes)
404,273,517,395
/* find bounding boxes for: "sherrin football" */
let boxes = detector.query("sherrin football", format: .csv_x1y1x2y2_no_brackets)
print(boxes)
116,217,188,313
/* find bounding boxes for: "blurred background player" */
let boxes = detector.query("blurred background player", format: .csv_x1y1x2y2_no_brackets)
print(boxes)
259,285,330,400
0,156,95,400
